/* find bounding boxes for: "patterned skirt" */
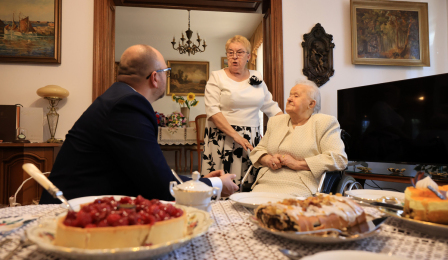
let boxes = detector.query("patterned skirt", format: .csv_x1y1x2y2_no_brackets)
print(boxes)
201,121,261,186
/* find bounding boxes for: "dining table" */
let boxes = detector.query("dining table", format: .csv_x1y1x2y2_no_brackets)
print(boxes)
1,200,447,260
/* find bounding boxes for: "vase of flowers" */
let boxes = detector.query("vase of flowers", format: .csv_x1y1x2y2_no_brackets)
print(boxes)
171,92,199,123
166,111,187,128
180,107,190,124
154,111,166,127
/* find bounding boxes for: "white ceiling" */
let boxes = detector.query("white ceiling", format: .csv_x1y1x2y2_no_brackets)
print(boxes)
115,7,264,43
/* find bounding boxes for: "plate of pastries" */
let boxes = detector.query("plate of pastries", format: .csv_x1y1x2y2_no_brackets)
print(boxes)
250,194,385,243
27,195,213,260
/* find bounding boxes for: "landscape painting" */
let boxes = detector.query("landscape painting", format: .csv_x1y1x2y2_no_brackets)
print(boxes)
167,61,209,96
351,1,429,66
0,0,61,63
221,57,228,69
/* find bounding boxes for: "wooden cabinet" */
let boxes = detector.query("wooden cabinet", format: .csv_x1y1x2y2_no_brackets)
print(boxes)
0,143,61,206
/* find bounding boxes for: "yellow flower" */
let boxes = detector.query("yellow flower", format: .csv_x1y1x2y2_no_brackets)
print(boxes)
178,99,185,105
171,94,176,101
187,92,195,101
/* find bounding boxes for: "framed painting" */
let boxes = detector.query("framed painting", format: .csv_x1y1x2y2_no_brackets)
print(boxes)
351,0,429,66
221,57,228,69
167,60,209,96
0,0,61,64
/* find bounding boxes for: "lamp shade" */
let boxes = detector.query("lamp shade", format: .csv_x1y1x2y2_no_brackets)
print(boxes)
37,85,69,99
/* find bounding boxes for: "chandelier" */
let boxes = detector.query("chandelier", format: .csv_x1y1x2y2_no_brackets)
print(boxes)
171,10,206,56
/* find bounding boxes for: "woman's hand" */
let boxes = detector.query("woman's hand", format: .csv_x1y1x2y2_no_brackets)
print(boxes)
232,133,254,151
260,154,282,170
279,155,310,171
210,113,253,151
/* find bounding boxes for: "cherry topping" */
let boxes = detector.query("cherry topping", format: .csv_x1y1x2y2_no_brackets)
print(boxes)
62,196,182,228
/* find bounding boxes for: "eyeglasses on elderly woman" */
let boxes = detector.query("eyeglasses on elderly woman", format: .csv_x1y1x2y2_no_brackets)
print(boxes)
226,51,249,58
146,67,171,79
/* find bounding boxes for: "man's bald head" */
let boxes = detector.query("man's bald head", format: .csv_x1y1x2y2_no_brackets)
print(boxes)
117,45,163,83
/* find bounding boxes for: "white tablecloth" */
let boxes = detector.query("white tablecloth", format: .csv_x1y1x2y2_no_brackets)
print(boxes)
1,201,448,259
158,127,197,145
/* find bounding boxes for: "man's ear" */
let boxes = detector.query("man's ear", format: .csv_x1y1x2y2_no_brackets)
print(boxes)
309,99,316,108
148,72,158,88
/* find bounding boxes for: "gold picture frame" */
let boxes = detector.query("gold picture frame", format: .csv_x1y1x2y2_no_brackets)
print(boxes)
351,0,429,66
221,57,228,69
167,60,209,96
0,0,62,64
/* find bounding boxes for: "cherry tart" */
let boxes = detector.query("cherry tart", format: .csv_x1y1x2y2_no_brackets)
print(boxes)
55,195,187,249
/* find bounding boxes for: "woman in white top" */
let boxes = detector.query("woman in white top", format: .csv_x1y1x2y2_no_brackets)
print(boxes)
249,80,348,197
202,35,283,185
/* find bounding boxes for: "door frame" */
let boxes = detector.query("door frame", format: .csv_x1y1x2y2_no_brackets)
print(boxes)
92,0,283,112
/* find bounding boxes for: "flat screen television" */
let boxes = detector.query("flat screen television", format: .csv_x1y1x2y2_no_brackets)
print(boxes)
338,73,448,165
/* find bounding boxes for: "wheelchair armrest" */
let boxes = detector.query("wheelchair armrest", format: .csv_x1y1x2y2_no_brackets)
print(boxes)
318,170,344,194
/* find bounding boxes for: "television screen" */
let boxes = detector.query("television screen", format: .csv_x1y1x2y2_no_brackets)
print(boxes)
338,73,448,165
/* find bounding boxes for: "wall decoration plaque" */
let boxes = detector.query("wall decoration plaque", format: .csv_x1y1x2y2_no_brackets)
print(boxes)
302,23,334,87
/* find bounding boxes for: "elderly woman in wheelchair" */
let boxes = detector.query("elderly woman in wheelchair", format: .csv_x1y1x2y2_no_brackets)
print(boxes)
249,80,348,197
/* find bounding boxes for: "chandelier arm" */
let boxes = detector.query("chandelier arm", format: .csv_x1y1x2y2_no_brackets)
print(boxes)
171,9,206,56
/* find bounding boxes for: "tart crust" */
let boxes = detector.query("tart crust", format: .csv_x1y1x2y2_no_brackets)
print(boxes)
54,209,187,249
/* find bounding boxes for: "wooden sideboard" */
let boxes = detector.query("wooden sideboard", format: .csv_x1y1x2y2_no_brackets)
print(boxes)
0,143,61,207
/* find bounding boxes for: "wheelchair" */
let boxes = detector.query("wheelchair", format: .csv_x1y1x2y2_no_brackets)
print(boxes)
241,129,363,195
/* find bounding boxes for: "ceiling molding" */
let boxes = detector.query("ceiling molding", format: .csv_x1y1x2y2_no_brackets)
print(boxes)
113,0,263,13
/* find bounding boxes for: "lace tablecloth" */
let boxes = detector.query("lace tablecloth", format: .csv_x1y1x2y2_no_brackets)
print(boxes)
1,201,448,260
158,127,197,145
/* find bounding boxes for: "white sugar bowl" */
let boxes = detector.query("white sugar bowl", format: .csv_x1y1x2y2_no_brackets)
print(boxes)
169,171,221,212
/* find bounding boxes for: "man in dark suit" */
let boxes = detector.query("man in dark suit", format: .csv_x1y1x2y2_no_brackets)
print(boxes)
40,45,238,204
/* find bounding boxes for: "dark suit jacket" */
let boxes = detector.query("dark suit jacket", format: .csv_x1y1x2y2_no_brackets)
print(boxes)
40,82,211,204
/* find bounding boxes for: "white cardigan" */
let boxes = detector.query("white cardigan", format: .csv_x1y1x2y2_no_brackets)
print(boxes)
204,69,282,127
250,113,348,195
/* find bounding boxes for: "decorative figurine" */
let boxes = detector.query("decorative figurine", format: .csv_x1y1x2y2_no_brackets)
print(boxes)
387,168,406,176
357,167,372,173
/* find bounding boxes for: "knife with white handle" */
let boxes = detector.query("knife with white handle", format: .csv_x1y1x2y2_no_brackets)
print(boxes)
22,163,74,211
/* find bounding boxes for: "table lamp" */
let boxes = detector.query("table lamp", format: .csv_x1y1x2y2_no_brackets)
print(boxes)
37,85,69,143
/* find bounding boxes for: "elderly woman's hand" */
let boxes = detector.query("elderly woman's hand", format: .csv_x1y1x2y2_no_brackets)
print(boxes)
260,154,282,170
279,155,310,171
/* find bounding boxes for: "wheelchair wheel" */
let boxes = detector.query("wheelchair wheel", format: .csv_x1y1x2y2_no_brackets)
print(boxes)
336,175,363,195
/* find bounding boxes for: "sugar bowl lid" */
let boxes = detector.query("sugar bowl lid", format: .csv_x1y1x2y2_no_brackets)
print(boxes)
176,171,211,192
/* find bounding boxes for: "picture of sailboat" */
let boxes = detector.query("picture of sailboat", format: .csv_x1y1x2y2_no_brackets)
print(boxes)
0,0,61,63
19,15,36,35
4,13,37,36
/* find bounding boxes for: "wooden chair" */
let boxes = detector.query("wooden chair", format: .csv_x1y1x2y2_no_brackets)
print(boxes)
160,145,182,173
185,114,207,173
183,121,196,172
